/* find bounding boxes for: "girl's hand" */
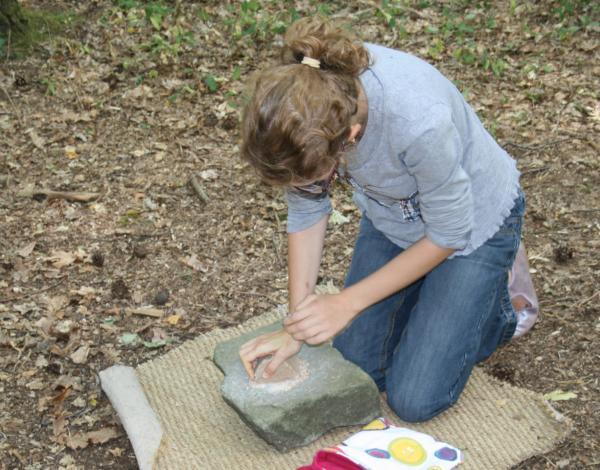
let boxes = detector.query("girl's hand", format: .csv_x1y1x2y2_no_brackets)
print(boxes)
239,329,302,380
283,293,358,345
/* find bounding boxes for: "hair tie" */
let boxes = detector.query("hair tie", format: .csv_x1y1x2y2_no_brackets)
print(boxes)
301,56,321,69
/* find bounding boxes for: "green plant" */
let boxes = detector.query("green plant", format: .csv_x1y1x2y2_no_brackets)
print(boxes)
377,0,402,29
141,23,194,57
427,37,445,59
168,85,195,103
196,8,211,22
225,90,239,109
115,0,139,10
551,0,600,40
203,74,219,93
144,2,172,30
40,77,57,95
479,49,507,76
222,2,300,43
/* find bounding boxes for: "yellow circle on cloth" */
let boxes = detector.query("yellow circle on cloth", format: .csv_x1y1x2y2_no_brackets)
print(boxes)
388,437,427,466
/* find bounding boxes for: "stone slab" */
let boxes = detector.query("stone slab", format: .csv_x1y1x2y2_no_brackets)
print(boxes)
213,321,381,451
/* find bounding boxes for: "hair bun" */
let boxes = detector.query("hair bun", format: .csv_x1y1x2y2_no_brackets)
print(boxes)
281,16,369,76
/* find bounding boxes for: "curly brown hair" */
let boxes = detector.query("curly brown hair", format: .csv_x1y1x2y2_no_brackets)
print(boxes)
240,16,370,186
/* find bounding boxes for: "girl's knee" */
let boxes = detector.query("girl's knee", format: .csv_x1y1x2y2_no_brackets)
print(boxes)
386,381,456,423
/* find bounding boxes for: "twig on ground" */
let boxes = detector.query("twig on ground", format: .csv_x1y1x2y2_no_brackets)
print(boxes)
0,279,65,303
521,166,552,176
551,96,572,135
237,291,281,305
135,320,156,334
504,138,570,152
5,29,11,62
17,188,101,203
272,231,284,269
12,348,31,373
331,7,373,19
573,291,600,309
1,83,24,126
566,208,600,213
126,307,164,318
188,174,209,204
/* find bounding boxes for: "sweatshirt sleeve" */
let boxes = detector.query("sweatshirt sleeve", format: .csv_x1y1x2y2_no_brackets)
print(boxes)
402,104,473,250
285,189,333,233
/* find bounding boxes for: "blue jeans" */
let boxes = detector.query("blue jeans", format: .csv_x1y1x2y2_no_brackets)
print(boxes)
333,190,525,422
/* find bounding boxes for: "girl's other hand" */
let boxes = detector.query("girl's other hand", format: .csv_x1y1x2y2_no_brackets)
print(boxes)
283,293,358,345
239,329,303,380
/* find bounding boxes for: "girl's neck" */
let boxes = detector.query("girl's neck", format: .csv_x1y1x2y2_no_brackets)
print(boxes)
353,79,369,139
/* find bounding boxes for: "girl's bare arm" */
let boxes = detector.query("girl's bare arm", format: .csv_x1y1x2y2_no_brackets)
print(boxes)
239,214,328,379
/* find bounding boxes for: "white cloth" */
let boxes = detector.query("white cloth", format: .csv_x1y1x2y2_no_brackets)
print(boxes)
332,417,463,469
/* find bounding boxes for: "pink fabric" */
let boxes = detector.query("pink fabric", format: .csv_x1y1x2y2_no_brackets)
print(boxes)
509,243,539,338
297,450,364,470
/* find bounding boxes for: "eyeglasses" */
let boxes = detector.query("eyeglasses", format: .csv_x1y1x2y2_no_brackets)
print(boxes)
289,141,356,197
290,162,339,196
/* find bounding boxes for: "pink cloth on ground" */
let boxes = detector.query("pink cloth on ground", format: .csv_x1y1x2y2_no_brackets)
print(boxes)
297,450,364,470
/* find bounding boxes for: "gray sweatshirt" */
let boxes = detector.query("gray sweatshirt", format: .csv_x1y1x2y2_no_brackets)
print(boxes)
285,43,521,257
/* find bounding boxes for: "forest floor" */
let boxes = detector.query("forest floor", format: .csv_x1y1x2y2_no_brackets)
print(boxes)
0,1,598,468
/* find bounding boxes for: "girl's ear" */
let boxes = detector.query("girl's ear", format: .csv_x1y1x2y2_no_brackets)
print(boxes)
348,123,362,143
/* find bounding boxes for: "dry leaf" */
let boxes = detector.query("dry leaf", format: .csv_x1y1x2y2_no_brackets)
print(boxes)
48,251,77,269
64,145,78,159
8,449,26,465
151,327,168,341
70,345,90,364
108,447,124,457
45,295,69,316
133,291,144,304
35,355,49,368
181,254,207,272
199,169,218,180
53,319,75,337
53,412,67,439
71,286,97,299
52,376,82,392
66,427,119,449
26,379,45,390
72,396,86,408
35,317,53,336
62,111,92,123
17,242,36,258
28,130,45,150
166,314,181,325
59,455,76,467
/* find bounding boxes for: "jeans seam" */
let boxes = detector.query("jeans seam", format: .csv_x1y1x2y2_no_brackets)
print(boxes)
379,291,405,373
499,276,518,344
449,275,498,403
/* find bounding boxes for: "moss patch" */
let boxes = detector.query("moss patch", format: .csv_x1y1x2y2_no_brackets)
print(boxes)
0,5,78,59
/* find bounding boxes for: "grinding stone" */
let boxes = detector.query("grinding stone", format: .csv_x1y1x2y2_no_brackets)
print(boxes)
213,321,381,451
253,355,305,385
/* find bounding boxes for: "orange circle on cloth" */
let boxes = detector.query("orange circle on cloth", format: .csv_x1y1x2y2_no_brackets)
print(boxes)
388,437,427,466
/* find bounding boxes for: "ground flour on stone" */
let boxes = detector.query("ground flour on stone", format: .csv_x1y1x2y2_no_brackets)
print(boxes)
249,357,310,393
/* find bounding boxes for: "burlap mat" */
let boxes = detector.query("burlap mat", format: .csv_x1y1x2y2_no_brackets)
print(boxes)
110,307,570,469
